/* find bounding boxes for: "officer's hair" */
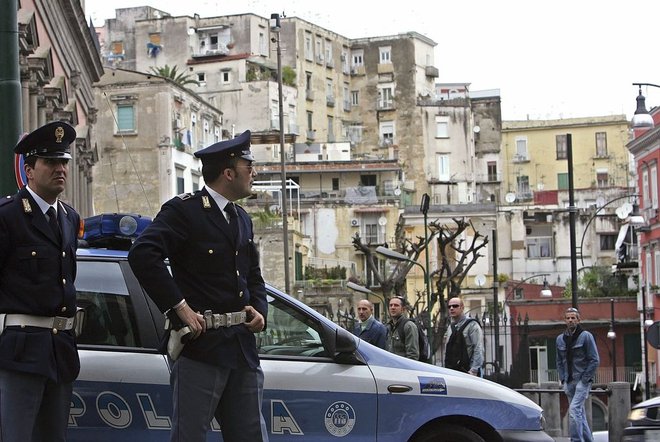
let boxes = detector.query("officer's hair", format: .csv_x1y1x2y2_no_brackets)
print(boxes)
201,157,238,183
24,156,37,168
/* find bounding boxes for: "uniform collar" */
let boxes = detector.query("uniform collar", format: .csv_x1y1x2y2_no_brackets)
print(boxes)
204,185,232,221
25,185,57,215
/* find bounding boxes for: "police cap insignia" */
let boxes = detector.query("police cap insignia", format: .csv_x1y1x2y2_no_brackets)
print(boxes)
194,130,254,164
14,121,76,160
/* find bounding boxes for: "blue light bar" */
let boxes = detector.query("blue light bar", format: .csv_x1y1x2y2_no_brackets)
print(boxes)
83,213,151,249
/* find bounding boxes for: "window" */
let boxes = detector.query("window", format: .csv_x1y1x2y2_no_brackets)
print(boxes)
435,116,449,138
197,72,206,83
327,116,334,142
221,71,231,84
557,173,568,190
116,104,135,133
651,164,659,209
332,178,339,191
176,166,185,194
556,134,567,159
515,138,528,161
379,121,394,146
526,225,553,258
378,85,393,108
326,79,334,104
655,251,660,287
487,161,498,181
352,51,364,67
304,33,313,60
517,175,531,197
307,111,313,131
360,174,377,187
595,132,607,157
325,40,333,65
347,123,362,143
361,214,383,244
600,234,617,251
305,72,312,93
351,91,359,106
315,38,323,63
76,261,140,347
192,173,200,192
437,154,450,181
643,168,650,208
379,46,392,64
596,170,609,188
111,41,124,55
259,32,267,55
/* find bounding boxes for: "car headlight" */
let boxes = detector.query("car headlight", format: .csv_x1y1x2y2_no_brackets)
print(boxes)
628,408,647,421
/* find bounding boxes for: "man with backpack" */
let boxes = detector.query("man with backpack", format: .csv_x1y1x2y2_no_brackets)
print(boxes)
443,297,484,375
386,297,419,360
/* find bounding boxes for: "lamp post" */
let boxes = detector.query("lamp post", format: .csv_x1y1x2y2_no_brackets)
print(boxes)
375,245,432,360
607,298,617,382
631,83,660,129
420,193,432,334
270,13,290,294
567,133,578,308
505,274,553,300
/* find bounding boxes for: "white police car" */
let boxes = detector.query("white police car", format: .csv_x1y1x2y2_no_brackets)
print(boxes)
70,214,552,442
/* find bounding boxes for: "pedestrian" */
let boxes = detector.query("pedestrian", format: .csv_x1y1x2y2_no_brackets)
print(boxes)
386,296,419,360
0,121,81,442
443,297,484,376
352,299,387,349
128,130,269,442
556,307,599,442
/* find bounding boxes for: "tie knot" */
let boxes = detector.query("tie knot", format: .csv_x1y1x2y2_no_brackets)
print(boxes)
224,202,237,218
47,206,56,220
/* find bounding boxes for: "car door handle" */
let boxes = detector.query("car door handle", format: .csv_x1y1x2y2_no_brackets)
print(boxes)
387,384,413,393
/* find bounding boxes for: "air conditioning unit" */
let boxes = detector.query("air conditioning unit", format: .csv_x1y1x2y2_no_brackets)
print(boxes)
350,218,360,227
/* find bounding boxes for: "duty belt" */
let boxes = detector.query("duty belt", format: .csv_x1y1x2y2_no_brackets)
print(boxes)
1,313,75,332
203,310,246,329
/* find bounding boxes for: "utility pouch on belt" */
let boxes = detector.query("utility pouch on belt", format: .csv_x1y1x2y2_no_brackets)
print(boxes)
165,311,192,361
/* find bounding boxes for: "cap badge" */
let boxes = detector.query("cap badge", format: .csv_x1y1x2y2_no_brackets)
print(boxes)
55,126,64,143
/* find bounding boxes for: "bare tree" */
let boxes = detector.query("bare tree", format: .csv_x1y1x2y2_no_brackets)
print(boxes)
352,216,488,358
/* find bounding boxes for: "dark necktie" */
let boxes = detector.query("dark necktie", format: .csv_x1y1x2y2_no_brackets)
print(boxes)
46,206,61,243
224,202,239,241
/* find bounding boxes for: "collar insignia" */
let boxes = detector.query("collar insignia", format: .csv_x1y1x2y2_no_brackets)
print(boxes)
202,195,211,209
22,198,32,213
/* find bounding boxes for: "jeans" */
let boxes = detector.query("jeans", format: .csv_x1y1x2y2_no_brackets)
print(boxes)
564,380,593,442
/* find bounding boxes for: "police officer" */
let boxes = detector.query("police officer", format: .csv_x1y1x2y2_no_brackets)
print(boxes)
128,130,268,442
0,121,81,442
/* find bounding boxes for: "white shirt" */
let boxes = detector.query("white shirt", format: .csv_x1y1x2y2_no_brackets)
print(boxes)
26,185,58,218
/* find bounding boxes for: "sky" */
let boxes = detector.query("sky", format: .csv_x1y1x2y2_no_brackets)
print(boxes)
85,0,660,121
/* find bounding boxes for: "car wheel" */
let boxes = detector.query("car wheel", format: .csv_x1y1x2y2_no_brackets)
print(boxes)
412,424,486,442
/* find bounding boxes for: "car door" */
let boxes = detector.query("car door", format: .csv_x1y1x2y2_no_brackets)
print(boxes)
69,258,172,442
258,292,378,440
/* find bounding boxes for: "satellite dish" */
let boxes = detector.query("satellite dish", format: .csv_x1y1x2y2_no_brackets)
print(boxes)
505,192,516,203
475,274,486,287
393,188,401,196
187,27,196,35
473,125,481,133
595,196,606,208
378,216,387,226
621,202,633,216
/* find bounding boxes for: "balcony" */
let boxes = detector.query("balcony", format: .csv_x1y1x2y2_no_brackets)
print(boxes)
377,99,394,110
326,95,335,107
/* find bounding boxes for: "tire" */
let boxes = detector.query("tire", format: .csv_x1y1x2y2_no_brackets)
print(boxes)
412,423,486,442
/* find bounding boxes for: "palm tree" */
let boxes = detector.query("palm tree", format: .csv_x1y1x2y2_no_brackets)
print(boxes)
148,65,199,87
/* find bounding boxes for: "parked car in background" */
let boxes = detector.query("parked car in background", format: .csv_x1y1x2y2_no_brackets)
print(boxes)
622,395,660,441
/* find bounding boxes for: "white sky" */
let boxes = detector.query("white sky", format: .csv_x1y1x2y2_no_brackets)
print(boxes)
85,0,660,121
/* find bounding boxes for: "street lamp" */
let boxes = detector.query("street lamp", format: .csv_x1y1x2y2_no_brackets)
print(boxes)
270,12,290,294
506,274,553,300
631,83,659,129
607,298,617,382
375,245,432,358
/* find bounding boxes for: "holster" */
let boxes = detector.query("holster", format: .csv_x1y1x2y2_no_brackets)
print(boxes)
74,307,85,338
164,310,192,361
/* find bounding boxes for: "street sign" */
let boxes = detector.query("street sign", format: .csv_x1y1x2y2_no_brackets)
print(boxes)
14,153,26,188
647,321,660,349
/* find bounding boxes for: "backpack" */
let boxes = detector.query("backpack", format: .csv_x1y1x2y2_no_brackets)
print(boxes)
444,318,479,373
396,317,432,363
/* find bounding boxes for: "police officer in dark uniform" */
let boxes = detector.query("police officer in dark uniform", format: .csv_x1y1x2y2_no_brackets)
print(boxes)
0,121,81,442
128,130,268,442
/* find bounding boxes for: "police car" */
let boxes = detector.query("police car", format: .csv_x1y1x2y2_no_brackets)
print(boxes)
70,213,552,442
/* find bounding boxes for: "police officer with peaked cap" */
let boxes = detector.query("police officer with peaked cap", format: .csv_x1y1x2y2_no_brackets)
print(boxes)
0,121,81,442
129,130,269,441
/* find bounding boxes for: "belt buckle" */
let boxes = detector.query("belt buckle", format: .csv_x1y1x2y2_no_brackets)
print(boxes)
53,316,69,330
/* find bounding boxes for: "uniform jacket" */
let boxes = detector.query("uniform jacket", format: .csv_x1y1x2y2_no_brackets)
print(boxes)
386,316,419,360
556,325,600,384
128,188,268,370
0,187,80,382
352,316,387,349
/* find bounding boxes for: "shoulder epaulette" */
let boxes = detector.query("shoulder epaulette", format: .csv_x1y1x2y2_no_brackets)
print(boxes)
0,195,14,208
176,192,194,200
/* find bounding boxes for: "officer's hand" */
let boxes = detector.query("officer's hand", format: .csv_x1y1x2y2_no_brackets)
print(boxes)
243,306,264,333
175,303,206,339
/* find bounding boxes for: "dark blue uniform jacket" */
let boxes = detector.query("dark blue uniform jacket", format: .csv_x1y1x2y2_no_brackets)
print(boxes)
0,187,80,382
128,188,268,370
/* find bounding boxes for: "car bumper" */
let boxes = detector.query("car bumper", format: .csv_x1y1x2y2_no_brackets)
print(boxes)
499,429,555,441
622,426,660,441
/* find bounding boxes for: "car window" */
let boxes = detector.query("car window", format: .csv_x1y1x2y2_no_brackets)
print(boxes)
257,295,327,357
75,261,141,347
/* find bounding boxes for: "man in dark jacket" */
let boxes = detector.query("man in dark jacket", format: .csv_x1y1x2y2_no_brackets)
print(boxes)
386,296,419,360
0,121,81,442
129,130,268,442
352,299,386,349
